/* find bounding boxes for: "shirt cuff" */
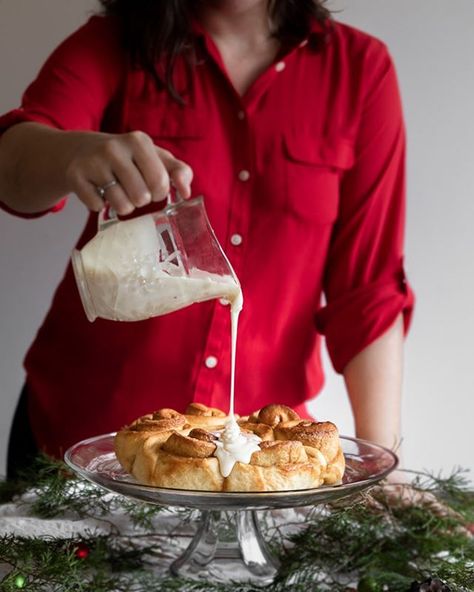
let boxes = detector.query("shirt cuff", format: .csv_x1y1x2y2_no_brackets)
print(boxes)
0,107,56,134
0,198,66,219
315,271,415,374
0,108,67,218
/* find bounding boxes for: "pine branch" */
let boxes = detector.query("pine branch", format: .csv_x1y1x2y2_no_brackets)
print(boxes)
0,458,472,591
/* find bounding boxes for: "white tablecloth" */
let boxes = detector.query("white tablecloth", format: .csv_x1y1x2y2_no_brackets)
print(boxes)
0,489,309,584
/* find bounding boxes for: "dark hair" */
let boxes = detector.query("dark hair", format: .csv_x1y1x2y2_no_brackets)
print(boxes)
99,1,331,102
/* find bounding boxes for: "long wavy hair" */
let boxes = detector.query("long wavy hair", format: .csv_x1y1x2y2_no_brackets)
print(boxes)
99,1,331,102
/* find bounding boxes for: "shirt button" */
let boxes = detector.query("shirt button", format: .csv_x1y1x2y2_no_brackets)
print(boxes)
237,110,245,120
275,61,286,72
205,356,218,369
238,170,250,181
230,233,243,246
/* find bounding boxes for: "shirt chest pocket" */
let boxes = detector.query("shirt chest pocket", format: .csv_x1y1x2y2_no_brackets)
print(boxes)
124,100,206,168
128,105,211,196
280,130,355,224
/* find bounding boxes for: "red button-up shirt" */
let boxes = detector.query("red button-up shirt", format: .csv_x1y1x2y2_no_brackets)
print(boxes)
0,15,414,457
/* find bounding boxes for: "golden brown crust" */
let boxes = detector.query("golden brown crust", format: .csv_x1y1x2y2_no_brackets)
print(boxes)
251,440,308,466
162,432,217,458
115,404,344,492
114,430,144,474
274,420,340,462
114,416,190,473
188,428,218,443
152,408,187,421
250,404,301,427
185,402,226,417
129,416,188,432
238,421,274,441
322,446,345,485
183,403,228,429
139,448,225,490
224,462,323,492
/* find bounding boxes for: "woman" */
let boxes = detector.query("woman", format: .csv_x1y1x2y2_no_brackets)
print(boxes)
0,0,414,476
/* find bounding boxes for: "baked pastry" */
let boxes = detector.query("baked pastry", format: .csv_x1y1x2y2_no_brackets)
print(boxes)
115,403,345,491
114,404,224,473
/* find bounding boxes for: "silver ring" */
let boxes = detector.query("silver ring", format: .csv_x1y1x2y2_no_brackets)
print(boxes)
96,179,118,199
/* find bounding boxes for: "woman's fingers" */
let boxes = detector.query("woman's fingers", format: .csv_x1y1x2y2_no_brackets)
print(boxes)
157,147,193,199
114,132,192,204
72,174,134,216
65,130,193,214
94,180,136,216
130,133,171,202
112,157,153,209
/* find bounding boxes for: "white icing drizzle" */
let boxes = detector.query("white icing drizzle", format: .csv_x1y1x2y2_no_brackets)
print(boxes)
214,416,261,478
213,290,261,478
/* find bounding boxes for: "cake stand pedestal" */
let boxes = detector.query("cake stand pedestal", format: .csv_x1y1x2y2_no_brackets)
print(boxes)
65,434,397,585
171,510,279,583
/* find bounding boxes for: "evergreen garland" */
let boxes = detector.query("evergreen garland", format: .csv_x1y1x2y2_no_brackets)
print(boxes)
0,457,472,592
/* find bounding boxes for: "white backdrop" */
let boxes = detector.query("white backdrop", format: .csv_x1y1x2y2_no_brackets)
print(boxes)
0,0,473,481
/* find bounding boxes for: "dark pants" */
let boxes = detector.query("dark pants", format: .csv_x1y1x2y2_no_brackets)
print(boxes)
6,384,39,480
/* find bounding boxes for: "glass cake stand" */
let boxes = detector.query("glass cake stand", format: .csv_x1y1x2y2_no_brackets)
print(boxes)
65,434,397,585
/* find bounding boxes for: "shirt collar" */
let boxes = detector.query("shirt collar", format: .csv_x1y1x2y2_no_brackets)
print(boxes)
191,15,330,36
190,18,206,39
306,16,333,48
190,16,332,54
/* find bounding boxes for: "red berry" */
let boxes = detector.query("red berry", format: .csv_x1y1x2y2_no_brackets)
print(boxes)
75,543,90,559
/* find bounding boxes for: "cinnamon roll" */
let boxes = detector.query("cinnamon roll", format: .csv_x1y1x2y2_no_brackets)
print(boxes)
115,403,345,491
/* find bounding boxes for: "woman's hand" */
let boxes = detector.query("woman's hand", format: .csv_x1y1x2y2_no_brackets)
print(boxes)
371,470,471,535
64,130,193,215
0,123,193,215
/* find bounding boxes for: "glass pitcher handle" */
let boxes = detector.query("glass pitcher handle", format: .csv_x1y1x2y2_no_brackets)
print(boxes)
97,202,119,232
97,184,182,231
166,184,184,207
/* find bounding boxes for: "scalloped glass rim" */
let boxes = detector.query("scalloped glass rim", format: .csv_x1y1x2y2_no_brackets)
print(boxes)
65,433,398,511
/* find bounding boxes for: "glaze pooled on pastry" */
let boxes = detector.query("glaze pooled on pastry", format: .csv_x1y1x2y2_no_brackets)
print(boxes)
213,415,261,477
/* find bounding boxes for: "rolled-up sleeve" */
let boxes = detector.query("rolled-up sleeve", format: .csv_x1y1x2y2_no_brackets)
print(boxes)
315,41,415,373
0,15,123,218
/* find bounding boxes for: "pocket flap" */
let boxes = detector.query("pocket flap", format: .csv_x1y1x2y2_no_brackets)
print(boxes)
126,102,205,139
284,130,355,170
152,115,205,139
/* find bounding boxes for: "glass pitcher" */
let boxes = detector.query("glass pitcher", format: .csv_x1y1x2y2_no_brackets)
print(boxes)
71,194,241,322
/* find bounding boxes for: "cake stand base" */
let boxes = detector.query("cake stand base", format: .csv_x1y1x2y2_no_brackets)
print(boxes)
170,510,279,584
